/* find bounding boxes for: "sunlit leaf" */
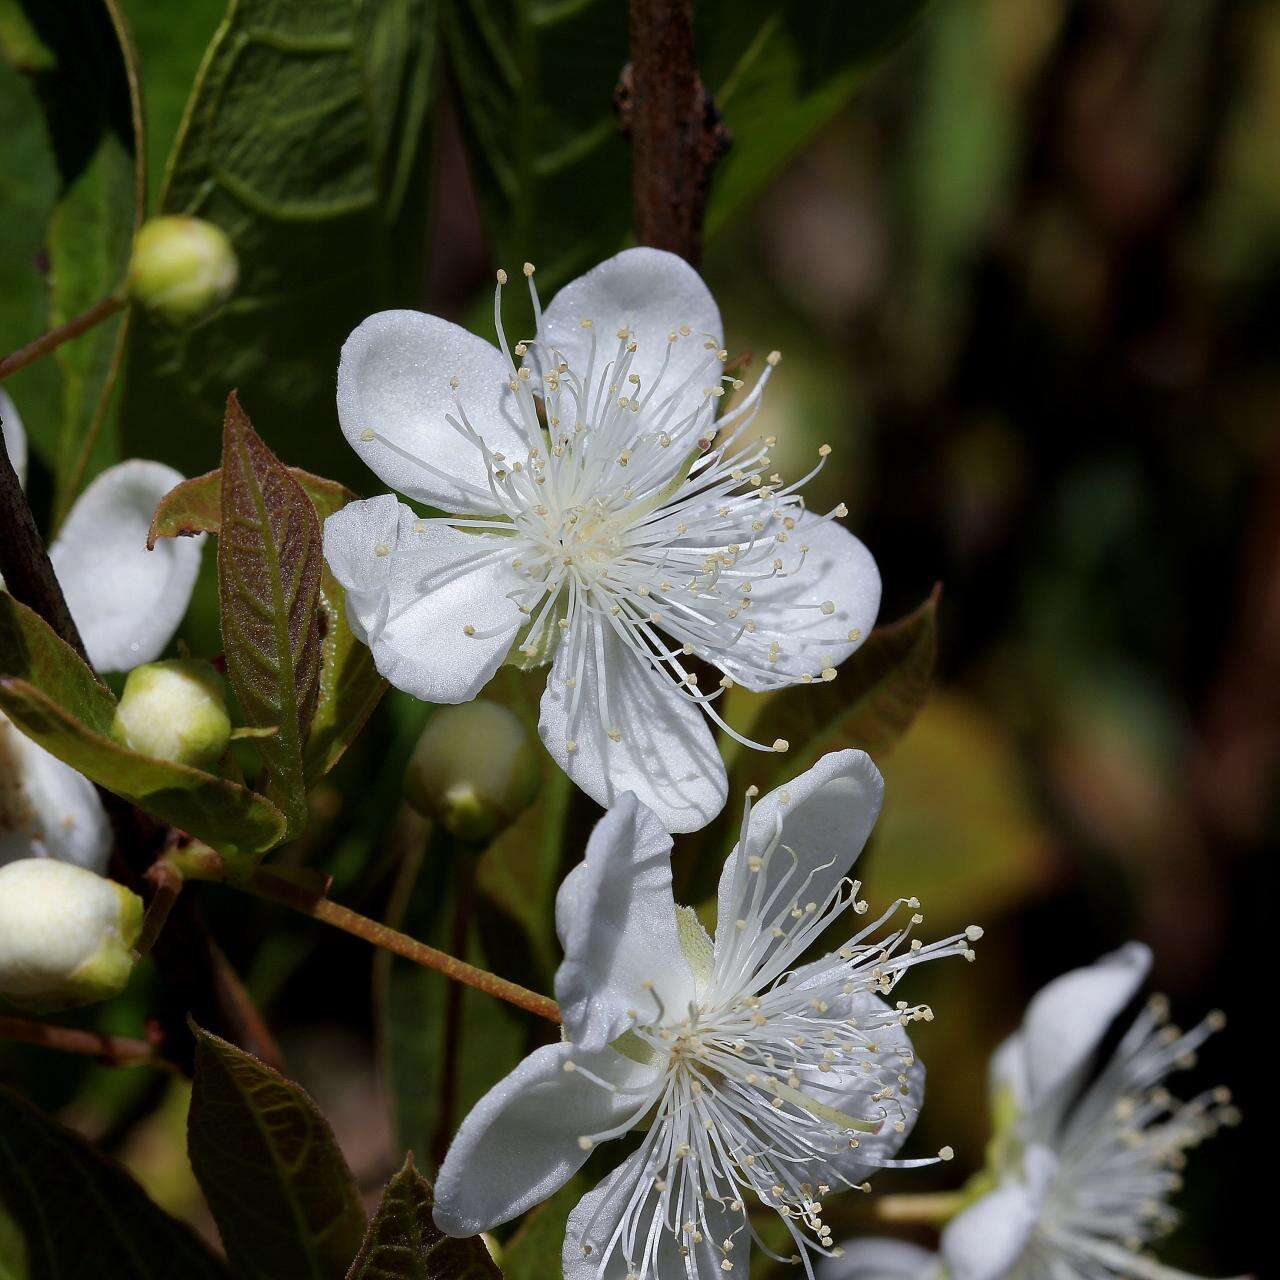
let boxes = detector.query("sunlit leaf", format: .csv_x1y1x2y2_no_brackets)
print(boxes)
0,1084,232,1280
119,0,438,488
188,1025,366,1280
346,1154,499,1280
217,392,322,837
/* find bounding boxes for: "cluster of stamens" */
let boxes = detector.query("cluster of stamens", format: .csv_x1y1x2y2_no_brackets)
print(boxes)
395,263,857,757
564,789,980,1278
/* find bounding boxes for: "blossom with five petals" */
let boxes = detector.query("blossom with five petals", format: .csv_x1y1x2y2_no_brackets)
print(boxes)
824,945,1238,1280
432,750,980,1279
323,249,880,831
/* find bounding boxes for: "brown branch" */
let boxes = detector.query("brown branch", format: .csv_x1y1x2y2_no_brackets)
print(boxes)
0,433,91,666
623,0,731,265
0,294,126,383
243,865,562,1024
0,1015,173,1072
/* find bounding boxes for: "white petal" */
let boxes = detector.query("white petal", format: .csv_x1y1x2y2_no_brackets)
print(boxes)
715,750,883,956
539,620,727,833
940,1183,1041,1280
1,712,111,872
791,987,925,1186
563,1148,749,1280
1,388,27,489
433,1041,661,1237
49,461,201,673
987,1030,1030,1114
818,1239,939,1280
1021,942,1151,1130
531,248,724,464
555,793,695,1052
337,310,529,513
714,513,880,690
323,496,524,704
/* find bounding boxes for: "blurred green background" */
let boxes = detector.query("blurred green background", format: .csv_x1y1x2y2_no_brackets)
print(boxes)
1,0,1265,1274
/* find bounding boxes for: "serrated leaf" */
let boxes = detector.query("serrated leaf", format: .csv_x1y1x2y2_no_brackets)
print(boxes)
0,0,145,515
188,1024,366,1280
150,463,387,782
346,1154,500,1280
118,0,438,488
0,591,116,733
0,676,285,855
218,393,322,836
0,1084,233,1280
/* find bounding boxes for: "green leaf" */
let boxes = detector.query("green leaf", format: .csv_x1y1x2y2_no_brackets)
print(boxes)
346,1154,500,1280
0,676,285,855
442,0,630,285
188,1024,367,1280
0,591,116,733
218,392,323,837
150,463,387,783
701,2,933,236
0,1084,233,1280
0,0,145,515
118,0,438,488
499,1177,587,1280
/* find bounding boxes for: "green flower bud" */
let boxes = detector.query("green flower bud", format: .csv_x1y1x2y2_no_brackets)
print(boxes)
0,859,143,1012
110,659,231,769
128,216,238,324
403,701,540,843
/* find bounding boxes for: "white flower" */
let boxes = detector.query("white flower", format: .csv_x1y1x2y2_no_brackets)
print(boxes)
0,858,143,1012
323,249,880,832
432,750,980,1279
1,389,202,870
825,945,1239,1280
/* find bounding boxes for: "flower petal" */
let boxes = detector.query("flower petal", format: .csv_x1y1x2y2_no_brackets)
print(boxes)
337,310,529,513
531,248,724,464
715,750,884,956
555,792,695,1052
433,1040,661,1237
323,496,524,703
563,1148,749,1280
1,712,111,872
987,1030,1030,1114
539,620,727,833
713,513,880,691
1,388,27,489
1021,942,1151,1130
49,461,201,673
818,1239,939,1280
940,1183,1040,1280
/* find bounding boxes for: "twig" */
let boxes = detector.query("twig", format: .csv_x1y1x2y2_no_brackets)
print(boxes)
0,434,91,666
242,865,562,1024
136,859,184,958
0,294,126,383
623,0,731,264
0,1015,173,1072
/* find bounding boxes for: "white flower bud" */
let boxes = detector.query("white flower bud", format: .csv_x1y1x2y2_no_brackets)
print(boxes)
0,860,143,1012
403,701,540,843
128,216,238,325
110,659,231,769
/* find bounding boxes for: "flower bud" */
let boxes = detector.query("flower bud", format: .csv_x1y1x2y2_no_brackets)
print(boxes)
110,659,231,769
403,701,540,842
127,216,238,325
0,860,143,1012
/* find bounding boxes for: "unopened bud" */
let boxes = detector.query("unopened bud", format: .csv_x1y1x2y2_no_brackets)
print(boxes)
110,659,231,769
128,216,238,324
403,701,539,842
0,860,143,1012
